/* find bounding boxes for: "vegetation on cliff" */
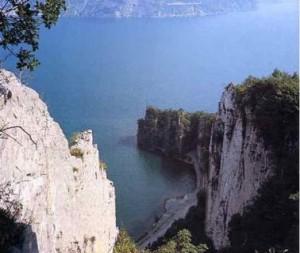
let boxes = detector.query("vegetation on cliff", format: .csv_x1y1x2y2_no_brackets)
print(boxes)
138,70,299,253
114,230,139,253
235,69,298,152
137,107,214,160
223,70,299,253
114,229,209,253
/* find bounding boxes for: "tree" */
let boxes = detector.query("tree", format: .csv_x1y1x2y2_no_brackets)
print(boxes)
0,0,66,70
154,229,208,253
114,230,139,253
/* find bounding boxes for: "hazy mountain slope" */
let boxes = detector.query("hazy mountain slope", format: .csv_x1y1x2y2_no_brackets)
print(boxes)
64,0,256,17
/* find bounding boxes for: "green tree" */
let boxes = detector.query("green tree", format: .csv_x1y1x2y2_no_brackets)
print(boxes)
114,230,139,253
155,229,208,253
0,0,66,70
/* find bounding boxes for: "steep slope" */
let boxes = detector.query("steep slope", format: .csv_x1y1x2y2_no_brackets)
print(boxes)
0,69,118,253
205,83,274,249
137,71,299,251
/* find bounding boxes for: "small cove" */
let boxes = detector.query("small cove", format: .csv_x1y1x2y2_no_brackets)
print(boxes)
1,0,298,240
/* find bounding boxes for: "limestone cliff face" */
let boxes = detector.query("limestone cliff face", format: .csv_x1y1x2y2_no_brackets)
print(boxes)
204,84,273,249
137,85,275,250
0,70,118,253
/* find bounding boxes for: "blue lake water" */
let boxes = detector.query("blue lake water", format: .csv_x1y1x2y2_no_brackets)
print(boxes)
2,0,298,239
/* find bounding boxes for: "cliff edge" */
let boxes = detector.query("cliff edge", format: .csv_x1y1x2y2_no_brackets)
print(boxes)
0,69,118,253
137,71,299,251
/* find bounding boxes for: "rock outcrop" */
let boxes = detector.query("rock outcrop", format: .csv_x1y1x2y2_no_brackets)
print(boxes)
137,107,214,163
204,84,273,249
137,108,214,248
0,69,118,253
137,72,298,250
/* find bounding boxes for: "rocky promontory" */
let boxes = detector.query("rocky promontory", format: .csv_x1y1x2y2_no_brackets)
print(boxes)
137,71,299,252
0,69,118,253
137,108,214,163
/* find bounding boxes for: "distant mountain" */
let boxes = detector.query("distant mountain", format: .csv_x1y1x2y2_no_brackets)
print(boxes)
64,0,257,17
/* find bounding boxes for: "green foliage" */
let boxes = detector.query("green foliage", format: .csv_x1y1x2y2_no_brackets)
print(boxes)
70,147,84,159
154,229,208,253
114,230,139,253
226,176,299,253
151,193,214,252
223,70,299,253
234,70,298,151
138,71,298,253
0,0,65,70
114,229,208,253
138,106,214,159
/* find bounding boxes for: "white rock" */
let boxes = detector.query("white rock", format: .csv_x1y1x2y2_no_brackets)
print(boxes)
204,84,273,249
0,69,118,253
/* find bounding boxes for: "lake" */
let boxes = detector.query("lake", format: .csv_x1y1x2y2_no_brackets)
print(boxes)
2,0,298,239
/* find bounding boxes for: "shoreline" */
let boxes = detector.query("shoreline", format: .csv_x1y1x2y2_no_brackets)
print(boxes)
137,151,201,249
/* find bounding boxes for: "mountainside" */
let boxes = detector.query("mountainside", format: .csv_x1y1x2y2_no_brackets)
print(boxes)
0,70,118,253
137,71,299,252
64,0,256,17
137,108,214,162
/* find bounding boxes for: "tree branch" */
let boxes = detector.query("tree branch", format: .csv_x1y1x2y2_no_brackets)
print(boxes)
0,125,37,147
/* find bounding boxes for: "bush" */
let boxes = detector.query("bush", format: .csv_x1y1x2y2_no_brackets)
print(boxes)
154,229,208,253
70,148,84,159
114,230,139,253
113,229,208,253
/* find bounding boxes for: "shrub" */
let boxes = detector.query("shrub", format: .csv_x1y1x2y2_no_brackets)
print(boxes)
70,148,84,159
99,160,108,170
114,230,139,253
154,229,208,253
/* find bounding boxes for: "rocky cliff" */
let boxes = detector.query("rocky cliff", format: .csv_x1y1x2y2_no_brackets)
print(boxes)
0,69,118,253
205,84,274,249
64,0,256,18
137,108,214,163
137,71,299,251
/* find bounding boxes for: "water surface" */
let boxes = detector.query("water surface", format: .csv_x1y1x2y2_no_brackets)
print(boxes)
2,0,298,239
